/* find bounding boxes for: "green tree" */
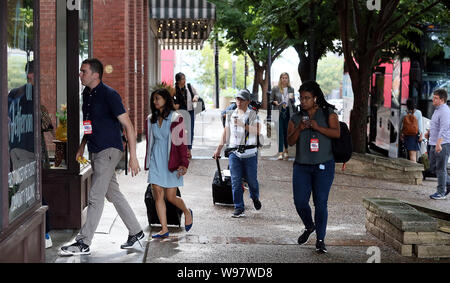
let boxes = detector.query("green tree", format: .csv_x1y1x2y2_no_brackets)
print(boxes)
261,0,341,82
189,42,254,102
338,0,450,153
210,0,290,108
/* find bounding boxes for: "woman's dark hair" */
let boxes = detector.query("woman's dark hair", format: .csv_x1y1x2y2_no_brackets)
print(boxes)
299,80,335,110
150,88,174,124
175,72,185,84
406,98,415,111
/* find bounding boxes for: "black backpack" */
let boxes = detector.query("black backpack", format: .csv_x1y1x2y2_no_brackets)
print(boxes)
323,108,353,163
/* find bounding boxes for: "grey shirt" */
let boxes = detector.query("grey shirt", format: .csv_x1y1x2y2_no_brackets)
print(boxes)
429,103,450,146
270,86,296,115
290,107,335,165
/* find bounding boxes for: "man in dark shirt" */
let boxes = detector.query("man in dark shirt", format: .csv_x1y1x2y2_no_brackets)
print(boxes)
61,58,143,256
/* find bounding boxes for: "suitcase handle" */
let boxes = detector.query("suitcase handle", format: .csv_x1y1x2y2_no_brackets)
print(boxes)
215,157,224,185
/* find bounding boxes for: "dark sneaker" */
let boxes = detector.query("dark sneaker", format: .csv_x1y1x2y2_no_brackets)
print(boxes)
231,209,246,218
316,240,328,253
297,227,315,245
61,240,90,256
430,192,447,200
252,198,262,210
121,231,145,249
445,186,450,196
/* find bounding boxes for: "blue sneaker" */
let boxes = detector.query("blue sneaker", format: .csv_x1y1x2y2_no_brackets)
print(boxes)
430,192,447,200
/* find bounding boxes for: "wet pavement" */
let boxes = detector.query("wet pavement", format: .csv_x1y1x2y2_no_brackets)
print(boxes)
45,109,450,263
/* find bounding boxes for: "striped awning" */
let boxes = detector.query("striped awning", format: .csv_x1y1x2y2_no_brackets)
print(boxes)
149,0,216,50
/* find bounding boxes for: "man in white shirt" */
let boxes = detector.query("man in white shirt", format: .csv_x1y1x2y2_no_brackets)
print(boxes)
214,90,262,218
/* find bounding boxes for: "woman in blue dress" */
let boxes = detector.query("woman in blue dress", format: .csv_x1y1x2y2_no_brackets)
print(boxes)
144,88,193,238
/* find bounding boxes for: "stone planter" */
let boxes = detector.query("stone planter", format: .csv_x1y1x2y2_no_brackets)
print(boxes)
338,152,424,185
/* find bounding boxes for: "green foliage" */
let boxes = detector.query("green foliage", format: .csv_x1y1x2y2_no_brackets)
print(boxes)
316,54,344,97
192,43,253,96
7,55,27,90
210,0,290,95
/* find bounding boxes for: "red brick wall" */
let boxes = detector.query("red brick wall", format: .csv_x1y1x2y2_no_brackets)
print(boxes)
39,0,56,148
93,0,148,137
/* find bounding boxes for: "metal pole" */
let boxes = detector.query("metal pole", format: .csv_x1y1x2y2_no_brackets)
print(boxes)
214,40,220,108
266,43,272,137
244,54,248,89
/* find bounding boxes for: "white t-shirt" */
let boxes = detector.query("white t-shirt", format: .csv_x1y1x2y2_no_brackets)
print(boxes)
225,108,260,158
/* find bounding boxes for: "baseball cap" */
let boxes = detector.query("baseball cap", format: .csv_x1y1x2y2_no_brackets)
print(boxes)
235,89,251,101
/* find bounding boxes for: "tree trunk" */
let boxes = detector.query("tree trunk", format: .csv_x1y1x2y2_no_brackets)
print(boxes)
253,65,268,109
297,55,318,82
349,66,371,154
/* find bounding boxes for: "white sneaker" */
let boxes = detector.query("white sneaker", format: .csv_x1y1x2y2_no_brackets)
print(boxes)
45,233,53,249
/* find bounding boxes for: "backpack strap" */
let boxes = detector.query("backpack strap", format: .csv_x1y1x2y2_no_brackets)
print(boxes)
187,83,195,101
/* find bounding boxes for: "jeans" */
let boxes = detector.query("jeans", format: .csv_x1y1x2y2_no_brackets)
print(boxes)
429,143,450,195
292,160,335,241
229,153,260,211
278,108,289,153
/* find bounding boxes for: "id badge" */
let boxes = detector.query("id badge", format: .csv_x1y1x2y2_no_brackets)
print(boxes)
310,138,319,152
83,120,93,135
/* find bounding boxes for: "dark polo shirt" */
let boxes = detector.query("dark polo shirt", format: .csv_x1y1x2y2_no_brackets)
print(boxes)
82,82,126,153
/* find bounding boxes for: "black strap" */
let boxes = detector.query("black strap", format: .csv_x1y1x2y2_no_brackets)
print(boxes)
187,83,194,101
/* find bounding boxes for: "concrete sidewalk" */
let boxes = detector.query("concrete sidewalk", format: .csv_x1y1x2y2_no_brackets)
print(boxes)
46,109,450,263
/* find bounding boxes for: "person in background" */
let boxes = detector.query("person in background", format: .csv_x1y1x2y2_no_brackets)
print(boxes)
400,98,423,163
426,89,450,200
270,72,296,160
287,81,340,254
213,90,262,218
173,73,199,159
145,88,192,238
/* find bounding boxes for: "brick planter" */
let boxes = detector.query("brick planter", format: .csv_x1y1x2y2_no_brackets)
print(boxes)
364,198,450,259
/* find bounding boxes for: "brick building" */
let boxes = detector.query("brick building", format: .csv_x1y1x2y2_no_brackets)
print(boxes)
0,0,215,262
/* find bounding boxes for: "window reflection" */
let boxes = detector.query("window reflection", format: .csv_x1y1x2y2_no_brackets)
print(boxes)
7,0,37,221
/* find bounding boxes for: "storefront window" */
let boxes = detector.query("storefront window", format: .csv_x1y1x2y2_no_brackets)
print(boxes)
7,0,38,221
44,0,91,170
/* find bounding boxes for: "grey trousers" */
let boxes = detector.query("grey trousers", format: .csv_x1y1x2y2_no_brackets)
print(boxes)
429,143,450,195
76,148,141,246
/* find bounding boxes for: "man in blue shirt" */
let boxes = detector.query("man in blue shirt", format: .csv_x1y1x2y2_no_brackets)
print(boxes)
426,89,450,200
61,59,143,256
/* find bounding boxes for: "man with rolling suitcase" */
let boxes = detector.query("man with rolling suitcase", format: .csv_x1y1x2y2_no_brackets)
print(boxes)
213,90,262,218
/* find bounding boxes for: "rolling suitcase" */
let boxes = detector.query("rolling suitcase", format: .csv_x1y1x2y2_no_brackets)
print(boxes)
144,184,182,227
212,158,234,205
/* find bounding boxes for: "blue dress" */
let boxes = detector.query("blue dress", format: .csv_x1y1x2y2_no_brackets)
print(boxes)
148,112,184,188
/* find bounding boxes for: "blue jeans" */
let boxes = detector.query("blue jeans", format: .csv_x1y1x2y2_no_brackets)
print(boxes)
278,108,289,153
229,153,260,211
429,143,450,195
292,160,335,241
